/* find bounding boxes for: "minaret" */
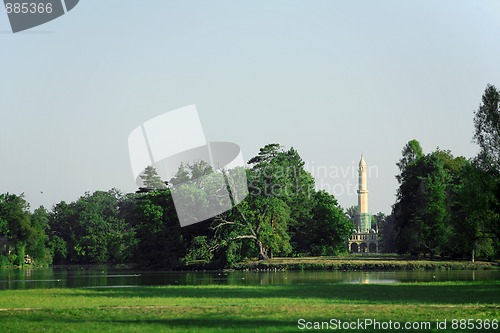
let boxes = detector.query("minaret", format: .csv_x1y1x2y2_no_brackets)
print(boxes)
357,154,370,232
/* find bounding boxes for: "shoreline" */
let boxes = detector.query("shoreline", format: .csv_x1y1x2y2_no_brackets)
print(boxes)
196,257,500,271
2,257,499,271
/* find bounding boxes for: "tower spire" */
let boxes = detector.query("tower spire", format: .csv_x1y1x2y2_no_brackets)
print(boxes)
357,154,370,232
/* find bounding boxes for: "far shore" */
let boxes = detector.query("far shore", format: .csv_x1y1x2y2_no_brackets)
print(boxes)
230,256,500,271
2,255,499,271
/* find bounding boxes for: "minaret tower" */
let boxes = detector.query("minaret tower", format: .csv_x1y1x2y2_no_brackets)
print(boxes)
357,154,370,232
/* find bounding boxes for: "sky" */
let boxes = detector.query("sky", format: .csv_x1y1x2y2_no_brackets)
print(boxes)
1,0,500,214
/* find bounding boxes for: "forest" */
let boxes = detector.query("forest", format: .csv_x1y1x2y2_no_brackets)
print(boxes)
0,85,499,268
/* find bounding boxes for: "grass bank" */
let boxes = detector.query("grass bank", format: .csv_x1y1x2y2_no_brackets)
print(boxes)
233,257,499,271
0,281,498,332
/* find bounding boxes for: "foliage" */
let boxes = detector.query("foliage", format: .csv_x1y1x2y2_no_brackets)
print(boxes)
187,144,351,264
345,205,359,228
378,214,396,253
132,189,187,269
0,193,51,266
295,191,351,256
471,84,500,258
392,143,466,258
448,161,499,261
396,139,423,183
473,84,500,173
27,207,51,264
48,190,134,264
417,84,500,261
4,106,500,268
139,165,167,190
391,125,499,260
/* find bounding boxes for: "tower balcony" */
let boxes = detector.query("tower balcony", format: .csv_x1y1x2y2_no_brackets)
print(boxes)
349,232,379,241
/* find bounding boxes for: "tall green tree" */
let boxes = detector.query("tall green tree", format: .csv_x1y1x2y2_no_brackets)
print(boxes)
417,154,450,259
448,163,497,261
185,145,307,263
396,139,424,183
471,84,500,253
140,166,167,190
27,207,51,264
297,191,351,256
48,190,133,264
392,143,461,258
248,144,316,255
0,193,33,266
473,84,500,173
133,189,185,269
378,214,396,253
392,140,425,255
209,172,292,262
47,201,74,264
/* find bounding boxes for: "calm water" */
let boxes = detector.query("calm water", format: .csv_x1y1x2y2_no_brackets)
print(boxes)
0,267,499,290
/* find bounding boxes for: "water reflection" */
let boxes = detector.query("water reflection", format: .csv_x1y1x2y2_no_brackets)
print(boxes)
0,267,498,290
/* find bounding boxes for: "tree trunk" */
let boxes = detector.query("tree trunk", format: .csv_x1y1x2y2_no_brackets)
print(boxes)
471,243,475,263
257,240,268,260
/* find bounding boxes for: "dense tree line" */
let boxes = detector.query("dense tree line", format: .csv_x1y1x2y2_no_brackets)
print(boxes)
0,145,352,268
1,84,498,267
388,84,500,260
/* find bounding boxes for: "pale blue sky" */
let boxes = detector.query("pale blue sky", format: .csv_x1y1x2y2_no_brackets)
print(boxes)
1,1,500,214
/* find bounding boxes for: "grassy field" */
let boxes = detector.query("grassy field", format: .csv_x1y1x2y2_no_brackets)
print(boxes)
0,281,499,332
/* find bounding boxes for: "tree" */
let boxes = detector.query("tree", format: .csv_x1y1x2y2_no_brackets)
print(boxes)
47,201,74,264
27,207,51,264
396,139,423,183
246,145,315,258
247,143,281,167
417,154,450,259
133,189,185,269
371,212,386,231
471,84,500,258
298,191,351,256
48,190,134,264
473,84,500,173
0,194,31,265
185,145,317,264
208,177,292,262
392,143,461,258
345,205,360,229
140,166,167,190
392,140,426,255
378,214,396,253
448,163,497,261
248,145,316,256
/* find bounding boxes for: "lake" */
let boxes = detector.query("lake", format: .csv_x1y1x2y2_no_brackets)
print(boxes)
1,267,499,290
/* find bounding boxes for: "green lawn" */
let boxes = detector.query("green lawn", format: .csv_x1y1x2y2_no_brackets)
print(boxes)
0,282,499,332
